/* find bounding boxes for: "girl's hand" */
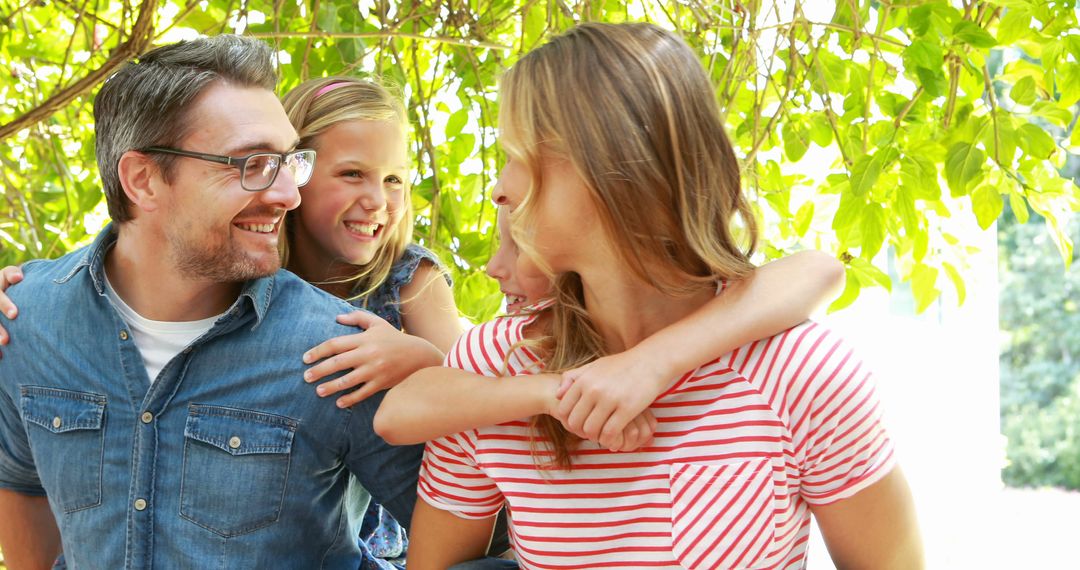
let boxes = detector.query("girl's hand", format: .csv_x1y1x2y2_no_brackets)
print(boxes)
553,350,672,451
0,265,24,352
303,310,445,408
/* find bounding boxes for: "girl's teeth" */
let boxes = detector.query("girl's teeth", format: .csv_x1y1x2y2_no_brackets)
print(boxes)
346,222,378,236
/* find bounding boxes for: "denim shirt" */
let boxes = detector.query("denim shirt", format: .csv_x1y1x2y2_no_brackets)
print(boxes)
0,226,424,569
359,244,452,331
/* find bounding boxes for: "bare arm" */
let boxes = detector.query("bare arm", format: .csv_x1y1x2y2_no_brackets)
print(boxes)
0,489,61,570
399,263,463,353
557,250,845,446
406,499,496,569
811,467,924,569
374,367,560,445
0,265,24,351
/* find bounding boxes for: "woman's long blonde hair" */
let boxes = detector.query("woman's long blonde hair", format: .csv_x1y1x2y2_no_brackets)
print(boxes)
280,76,413,301
500,23,759,469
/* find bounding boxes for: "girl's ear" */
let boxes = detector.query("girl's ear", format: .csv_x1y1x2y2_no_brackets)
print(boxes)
117,150,168,214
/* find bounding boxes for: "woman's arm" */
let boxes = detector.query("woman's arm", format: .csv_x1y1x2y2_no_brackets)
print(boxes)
406,499,497,569
811,467,924,569
555,250,844,447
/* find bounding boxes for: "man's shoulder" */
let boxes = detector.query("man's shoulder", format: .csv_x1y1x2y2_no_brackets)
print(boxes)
263,270,361,335
8,247,93,303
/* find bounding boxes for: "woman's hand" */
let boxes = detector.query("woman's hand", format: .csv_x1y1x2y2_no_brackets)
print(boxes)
0,265,24,352
553,350,670,451
303,310,445,408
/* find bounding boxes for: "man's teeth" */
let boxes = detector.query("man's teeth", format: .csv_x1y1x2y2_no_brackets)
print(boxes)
346,222,379,236
237,223,275,233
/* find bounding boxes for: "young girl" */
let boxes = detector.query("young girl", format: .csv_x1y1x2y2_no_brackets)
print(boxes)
378,23,923,569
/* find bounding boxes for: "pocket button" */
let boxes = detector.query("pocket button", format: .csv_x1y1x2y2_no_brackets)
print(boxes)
228,436,241,449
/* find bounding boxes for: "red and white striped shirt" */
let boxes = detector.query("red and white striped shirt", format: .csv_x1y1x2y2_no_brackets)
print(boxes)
419,308,896,569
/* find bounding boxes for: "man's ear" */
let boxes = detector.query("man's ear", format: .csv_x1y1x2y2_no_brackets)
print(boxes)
117,150,168,214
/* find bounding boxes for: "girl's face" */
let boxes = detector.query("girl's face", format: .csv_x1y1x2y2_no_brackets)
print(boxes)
491,151,599,275
486,206,551,313
293,119,407,268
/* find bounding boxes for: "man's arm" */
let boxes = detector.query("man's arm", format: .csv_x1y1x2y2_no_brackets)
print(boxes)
811,467,924,569
0,489,61,570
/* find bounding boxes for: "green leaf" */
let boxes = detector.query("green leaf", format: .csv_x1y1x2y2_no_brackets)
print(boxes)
859,203,887,259
952,20,998,48
942,261,966,306
1008,191,1030,224
1045,216,1074,269
832,192,865,232
827,270,861,313
944,143,985,197
894,186,920,237
915,66,948,98
971,185,1004,229
910,263,941,313
996,8,1031,44
904,39,944,70
1017,123,1056,159
849,257,892,291
1010,76,1037,105
809,114,833,146
794,201,814,237
1030,101,1074,127
446,109,470,139
850,149,894,197
782,122,808,161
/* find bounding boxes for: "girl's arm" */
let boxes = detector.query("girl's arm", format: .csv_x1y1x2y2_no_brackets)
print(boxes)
374,366,656,450
373,367,560,445
555,250,845,448
0,265,24,351
406,499,496,569
303,264,464,408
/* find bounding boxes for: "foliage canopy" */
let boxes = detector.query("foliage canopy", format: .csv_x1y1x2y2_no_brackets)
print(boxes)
1,0,1078,322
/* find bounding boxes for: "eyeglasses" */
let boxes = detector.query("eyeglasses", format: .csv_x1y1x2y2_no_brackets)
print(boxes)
141,147,317,191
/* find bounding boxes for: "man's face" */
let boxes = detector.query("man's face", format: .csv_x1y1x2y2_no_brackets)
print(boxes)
157,82,302,282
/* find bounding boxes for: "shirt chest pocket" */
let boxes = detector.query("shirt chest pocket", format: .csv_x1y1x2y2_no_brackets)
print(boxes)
180,405,297,537
20,387,107,513
668,458,779,569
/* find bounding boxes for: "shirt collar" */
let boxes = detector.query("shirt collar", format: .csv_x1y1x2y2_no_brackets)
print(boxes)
59,223,276,328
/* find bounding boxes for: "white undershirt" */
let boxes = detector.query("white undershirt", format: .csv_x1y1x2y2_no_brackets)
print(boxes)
104,275,221,384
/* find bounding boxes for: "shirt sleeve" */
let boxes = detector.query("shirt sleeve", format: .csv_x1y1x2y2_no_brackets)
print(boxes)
416,320,518,518
341,389,425,530
0,385,46,495
784,323,896,506
417,431,503,519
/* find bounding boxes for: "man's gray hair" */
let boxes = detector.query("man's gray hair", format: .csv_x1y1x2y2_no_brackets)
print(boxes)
94,34,278,223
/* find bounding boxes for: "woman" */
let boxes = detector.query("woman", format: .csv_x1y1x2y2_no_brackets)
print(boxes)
381,22,923,569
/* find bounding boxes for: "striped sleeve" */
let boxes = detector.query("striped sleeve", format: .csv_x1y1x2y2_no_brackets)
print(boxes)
419,318,522,518
417,431,504,519
782,323,896,505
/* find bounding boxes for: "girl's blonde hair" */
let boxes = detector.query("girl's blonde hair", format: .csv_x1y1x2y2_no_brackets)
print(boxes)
500,23,759,469
280,76,413,301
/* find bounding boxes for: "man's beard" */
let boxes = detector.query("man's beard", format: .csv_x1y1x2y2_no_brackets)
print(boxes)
168,224,281,282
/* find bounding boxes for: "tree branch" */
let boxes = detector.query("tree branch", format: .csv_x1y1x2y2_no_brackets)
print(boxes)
0,0,158,142
246,30,510,51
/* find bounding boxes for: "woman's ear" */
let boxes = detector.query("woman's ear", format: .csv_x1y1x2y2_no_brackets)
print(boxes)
117,150,167,214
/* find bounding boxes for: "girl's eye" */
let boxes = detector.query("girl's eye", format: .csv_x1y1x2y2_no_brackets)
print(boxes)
341,170,363,179
385,175,403,185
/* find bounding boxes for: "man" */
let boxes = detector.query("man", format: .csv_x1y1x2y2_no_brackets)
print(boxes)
0,35,422,568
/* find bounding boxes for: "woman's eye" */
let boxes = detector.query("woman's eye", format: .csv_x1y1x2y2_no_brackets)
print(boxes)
341,170,363,179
